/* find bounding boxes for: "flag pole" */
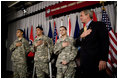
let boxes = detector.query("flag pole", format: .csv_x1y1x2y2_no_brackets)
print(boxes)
48,44,52,78
32,64,35,78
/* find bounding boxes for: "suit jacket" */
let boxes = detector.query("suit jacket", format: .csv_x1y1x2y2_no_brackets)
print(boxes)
75,21,109,73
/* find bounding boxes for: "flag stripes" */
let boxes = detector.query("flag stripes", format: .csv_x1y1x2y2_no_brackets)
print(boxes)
102,10,117,74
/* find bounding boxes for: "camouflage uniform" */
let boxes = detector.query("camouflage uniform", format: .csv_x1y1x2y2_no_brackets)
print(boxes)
31,35,53,78
54,36,77,78
9,37,30,78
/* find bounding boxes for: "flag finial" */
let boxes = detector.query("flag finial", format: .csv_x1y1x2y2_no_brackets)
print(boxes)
100,1,106,10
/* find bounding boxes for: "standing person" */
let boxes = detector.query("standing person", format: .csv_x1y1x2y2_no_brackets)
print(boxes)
31,26,53,78
9,29,30,78
54,26,77,78
75,10,109,78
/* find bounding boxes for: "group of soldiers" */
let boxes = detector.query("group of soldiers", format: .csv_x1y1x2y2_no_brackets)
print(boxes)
9,9,110,78
9,25,78,78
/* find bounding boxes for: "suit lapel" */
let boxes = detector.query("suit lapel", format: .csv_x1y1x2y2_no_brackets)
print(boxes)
83,21,94,44
87,21,94,30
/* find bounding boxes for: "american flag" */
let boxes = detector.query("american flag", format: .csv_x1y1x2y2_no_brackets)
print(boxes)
53,21,59,44
102,10,117,75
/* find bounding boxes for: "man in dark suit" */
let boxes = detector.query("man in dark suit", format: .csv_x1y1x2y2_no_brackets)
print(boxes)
75,10,109,78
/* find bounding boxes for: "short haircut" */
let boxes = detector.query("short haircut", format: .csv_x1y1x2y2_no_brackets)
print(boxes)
81,10,93,19
36,25,43,31
60,26,67,30
17,29,24,33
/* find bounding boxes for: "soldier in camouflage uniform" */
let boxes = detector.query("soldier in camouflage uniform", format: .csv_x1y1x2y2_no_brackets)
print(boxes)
31,26,53,78
54,26,78,78
9,29,30,78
